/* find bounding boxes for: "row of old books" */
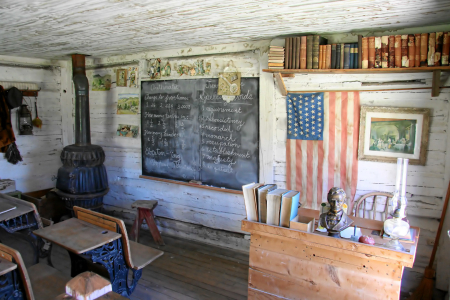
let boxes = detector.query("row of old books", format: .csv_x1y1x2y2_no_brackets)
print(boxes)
318,43,359,69
361,33,450,68
243,183,301,228
268,46,285,69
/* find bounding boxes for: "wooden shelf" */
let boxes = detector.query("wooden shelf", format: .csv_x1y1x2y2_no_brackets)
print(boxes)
266,66,450,97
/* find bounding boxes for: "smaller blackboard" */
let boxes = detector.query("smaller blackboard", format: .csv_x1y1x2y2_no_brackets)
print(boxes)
141,78,259,190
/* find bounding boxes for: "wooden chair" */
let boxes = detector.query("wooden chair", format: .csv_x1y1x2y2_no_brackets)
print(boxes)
352,192,393,221
72,206,164,295
130,200,165,246
0,243,70,300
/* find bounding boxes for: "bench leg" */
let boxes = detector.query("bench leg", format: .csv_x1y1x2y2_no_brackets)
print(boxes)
130,211,143,243
142,209,165,246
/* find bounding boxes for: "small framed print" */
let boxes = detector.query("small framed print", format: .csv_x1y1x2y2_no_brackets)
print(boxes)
116,69,128,87
358,106,430,165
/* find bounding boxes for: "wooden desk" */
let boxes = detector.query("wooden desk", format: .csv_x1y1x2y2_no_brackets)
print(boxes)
0,257,17,276
242,208,420,300
33,218,121,254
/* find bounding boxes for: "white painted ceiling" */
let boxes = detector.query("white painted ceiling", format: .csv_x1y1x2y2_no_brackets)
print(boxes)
1,0,450,59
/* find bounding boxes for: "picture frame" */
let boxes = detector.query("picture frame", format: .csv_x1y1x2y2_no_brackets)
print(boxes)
116,69,128,87
358,106,430,165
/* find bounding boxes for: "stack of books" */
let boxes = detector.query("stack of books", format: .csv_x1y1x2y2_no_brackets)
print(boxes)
243,183,301,228
268,46,285,70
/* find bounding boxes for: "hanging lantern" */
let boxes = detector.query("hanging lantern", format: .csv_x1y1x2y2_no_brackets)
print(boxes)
18,104,33,135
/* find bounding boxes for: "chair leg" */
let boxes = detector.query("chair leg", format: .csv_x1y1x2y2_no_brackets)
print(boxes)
142,209,165,246
130,210,143,243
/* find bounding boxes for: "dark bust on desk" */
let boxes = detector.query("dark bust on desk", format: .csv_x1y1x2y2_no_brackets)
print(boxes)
318,187,354,238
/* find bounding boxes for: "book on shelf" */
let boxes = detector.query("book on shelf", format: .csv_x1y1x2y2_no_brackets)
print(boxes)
374,37,382,68
268,59,285,63
408,34,415,67
268,63,284,67
289,37,295,69
349,44,355,69
420,33,428,66
331,44,336,69
414,34,421,67
336,44,341,69
319,45,324,69
388,35,395,68
306,35,313,69
381,36,389,68
358,35,363,69
312,35,328,69
266,189,289,226
343,44,351,69
435,32,443,66
368,37,375,68
443,32,450,66
295,37,301,69
300,36,307,69
285,38,290,69
257,184,277,224
279,190,301,228
326,44,331,69
340,43,345,69
353,43,359,69
428,32,436,66
242,183,264,222
401,35,408,67
361,37,368,69
394,35,401,67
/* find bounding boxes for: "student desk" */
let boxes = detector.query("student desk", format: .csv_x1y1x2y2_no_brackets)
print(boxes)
242,208,420,300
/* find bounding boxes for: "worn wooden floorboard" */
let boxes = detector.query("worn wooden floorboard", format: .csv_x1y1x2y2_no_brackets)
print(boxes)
0,225,249,300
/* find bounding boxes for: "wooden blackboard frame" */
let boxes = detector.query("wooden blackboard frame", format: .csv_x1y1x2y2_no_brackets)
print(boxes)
140,77,260,191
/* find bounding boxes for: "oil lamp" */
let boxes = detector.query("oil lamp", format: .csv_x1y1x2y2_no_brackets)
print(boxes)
18,104,33,135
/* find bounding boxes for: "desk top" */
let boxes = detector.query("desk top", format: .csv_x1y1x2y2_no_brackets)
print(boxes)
0,257,17,276
0,193,35,222
33,218,121,254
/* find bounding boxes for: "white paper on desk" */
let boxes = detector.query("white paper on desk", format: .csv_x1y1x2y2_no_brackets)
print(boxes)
340,227,362,238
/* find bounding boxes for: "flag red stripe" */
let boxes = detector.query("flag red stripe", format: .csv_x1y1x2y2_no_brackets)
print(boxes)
286,139,292,190
340,92,348,189
317,141,324,205
296,139,303,192
351,92,360,202
307,141,313,207
328,93,336,190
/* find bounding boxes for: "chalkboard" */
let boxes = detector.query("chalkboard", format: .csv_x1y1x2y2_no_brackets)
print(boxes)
141,78,259,190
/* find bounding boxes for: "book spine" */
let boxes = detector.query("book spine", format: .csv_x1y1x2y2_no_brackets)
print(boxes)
381,36,389,68
290,37,295,69
326,44,331,69
306,35,313,69
401,35,408,67
322,45,327,69
319,45,323,69
395,35,402,67
374,37,382,68
420,33,428,66
340,43,345,69
349,44,354,69
285,38,290,69
331,44,336,69
353,43,359,68
414,34,421,67
343,44,351,69
368,37,375,68
358,35,363,69
408,34,415,67
435,32,443,66
268,63,284,67
300,36,307,69
362,37,368,69
428,33,436,66
336,44,341,69
312,35,320,69
388,35,395,68
443,32,450,66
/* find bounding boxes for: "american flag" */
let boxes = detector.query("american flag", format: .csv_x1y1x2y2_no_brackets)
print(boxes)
286,92,360,209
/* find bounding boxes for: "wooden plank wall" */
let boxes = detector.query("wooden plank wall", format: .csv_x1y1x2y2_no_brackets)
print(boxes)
0,58,64,192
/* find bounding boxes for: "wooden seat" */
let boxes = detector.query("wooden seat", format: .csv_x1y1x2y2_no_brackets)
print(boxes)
130,200,165,246
352,192,393,221
0,243,70,300
72,206,164,271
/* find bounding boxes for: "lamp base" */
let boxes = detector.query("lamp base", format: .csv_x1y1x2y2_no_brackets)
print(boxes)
383,238,405,251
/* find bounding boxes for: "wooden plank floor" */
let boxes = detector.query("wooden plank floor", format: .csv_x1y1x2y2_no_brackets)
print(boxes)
0,225,249,300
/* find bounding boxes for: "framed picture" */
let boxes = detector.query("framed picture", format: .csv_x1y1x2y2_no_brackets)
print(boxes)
116,69,127,87
358,106,430,165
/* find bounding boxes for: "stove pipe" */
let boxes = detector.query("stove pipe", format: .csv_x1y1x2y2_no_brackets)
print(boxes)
55,54,109,213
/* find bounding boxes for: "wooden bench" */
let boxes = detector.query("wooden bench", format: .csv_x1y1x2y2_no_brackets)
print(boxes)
72,206,164,294
0,243,70,300
130,200,165,246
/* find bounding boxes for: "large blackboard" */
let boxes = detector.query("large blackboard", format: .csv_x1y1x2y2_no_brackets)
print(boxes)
140,78,259,190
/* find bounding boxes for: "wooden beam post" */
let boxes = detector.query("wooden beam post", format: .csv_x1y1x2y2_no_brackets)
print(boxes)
431,70,440,97
274,73,287,96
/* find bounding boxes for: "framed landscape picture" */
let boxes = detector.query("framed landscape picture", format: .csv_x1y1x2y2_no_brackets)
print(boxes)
358,106,430,165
